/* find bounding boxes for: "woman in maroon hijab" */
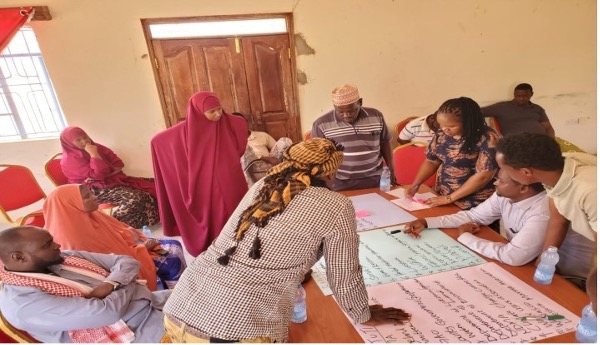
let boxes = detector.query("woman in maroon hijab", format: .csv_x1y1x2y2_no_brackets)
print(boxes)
151,91,248,257
60,126,158,228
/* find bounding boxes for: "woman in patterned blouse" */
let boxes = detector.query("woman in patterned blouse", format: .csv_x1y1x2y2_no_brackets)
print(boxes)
407,97,500,209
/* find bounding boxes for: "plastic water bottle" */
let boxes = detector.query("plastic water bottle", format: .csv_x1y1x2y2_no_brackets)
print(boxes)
533,246,560,285
142,225,152,238
291,284,307,323
379,166,391,192
576,303,597,343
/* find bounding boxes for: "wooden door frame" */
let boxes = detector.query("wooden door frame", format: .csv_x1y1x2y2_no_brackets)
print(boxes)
141,13,300,134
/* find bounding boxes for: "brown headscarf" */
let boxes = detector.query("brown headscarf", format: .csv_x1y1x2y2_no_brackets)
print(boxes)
218,138,344,265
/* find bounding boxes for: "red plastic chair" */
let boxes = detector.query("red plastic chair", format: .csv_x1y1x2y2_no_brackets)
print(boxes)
0,165,46,227
44,153,114,215
395,116,418,139
0,311,38,343
393,143,436,187
485,116,502,133
44,153,69,186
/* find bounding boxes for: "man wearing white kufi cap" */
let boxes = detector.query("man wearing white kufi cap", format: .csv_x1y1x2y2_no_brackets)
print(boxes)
311,84,397,191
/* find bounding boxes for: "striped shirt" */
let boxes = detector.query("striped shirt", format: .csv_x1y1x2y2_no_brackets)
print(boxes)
398,115,435,144
163,180,370,342
312,107,392,180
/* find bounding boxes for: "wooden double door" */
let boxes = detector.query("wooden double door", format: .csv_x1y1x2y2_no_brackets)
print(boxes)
151,34,300,141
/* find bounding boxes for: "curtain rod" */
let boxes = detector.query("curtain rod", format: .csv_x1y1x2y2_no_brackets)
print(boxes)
2,6,51,21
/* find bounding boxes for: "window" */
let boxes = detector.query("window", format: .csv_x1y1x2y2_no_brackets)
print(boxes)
148,18,288,39
0,26,66,142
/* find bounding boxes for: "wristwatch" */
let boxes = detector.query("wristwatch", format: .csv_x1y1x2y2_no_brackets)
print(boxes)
104,280,122,291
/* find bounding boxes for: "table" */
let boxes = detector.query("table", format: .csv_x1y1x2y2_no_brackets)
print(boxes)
287,187,589,343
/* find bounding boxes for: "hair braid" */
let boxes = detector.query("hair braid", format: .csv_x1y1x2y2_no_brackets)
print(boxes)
438,97,489,153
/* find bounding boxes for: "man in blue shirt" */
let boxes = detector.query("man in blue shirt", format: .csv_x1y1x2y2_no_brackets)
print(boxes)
0,226,170,343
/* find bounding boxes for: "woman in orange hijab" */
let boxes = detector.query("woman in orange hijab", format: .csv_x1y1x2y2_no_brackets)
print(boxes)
43,184,187,291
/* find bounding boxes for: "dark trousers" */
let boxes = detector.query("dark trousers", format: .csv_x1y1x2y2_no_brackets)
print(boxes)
333,175,380,192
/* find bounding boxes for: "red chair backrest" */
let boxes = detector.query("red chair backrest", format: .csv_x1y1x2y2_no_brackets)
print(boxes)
395,116,418,137
485,116,502,133
0,311,38,343
21,214,46,227
44,153,69,186
393,144,436,187
0,165,46,213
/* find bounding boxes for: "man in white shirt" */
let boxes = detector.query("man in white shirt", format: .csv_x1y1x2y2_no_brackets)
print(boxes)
495,133,596,248
397,113,438,145
233,112,292,185
403,169,594,286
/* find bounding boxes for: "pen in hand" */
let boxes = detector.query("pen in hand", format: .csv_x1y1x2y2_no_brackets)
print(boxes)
403,224,417,238
410,196,427,204
391,224,416,235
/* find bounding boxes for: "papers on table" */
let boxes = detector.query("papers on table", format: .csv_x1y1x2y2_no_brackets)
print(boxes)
349,193,416,232
385,188,414,199
390,197,431,211
311,226,486,295
386,188,438,211
347,262,578,343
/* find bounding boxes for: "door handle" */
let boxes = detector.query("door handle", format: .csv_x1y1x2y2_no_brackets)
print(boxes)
234,37,241,54
255,111,263,125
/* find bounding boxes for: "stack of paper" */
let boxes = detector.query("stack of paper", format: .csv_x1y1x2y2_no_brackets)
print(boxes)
386,188,438,211
349,193,416,231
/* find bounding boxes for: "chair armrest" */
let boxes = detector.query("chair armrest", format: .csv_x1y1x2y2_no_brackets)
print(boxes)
0,311,39,343
17,211,44,227
98,203,115,216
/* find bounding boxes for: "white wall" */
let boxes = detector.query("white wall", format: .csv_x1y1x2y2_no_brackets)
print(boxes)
294,0,596,150
0,0,596,218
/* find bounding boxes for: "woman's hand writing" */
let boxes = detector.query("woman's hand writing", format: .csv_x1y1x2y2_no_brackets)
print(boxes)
405,184,420,198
